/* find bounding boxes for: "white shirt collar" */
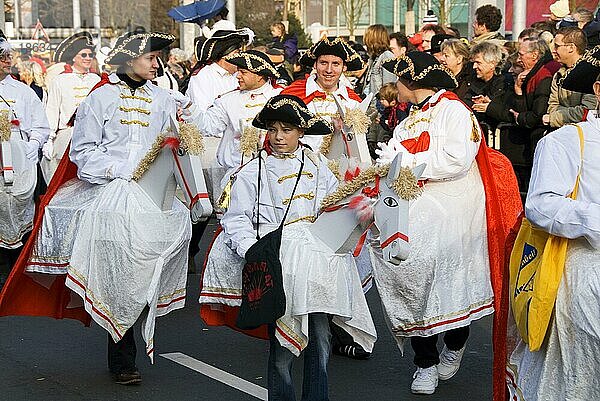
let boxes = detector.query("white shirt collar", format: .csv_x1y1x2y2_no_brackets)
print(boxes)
244,81,273,97
305,73,351,100
212,62,234,77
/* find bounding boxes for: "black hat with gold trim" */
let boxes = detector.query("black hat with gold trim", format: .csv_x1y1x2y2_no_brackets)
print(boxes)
382,51,457,89
195,28,254,62
560,45,600,95
104,31,175,65
53,31,94,63
298,36,364,71
253,94,333,135
224,50,280,78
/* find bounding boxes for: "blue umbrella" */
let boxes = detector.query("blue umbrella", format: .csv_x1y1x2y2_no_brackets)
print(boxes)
168,0,227,24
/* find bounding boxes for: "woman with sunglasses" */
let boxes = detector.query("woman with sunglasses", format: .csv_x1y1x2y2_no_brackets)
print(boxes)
41,32,100,183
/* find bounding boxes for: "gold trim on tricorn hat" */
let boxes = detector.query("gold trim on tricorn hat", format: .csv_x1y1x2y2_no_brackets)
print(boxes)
104,31,175,65
382,51,458,89
253,94,333,135
224,50,280,78
53,31,94,63
195,28,254,63
299,36,364,72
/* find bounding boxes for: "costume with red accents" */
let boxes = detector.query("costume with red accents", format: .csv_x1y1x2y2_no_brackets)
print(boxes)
376,89,521,396
282,74,361,151
41,64,100,183
0,73,192,362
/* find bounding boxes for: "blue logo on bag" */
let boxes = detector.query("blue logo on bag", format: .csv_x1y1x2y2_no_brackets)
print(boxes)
520,243,538,270
514,243,538,297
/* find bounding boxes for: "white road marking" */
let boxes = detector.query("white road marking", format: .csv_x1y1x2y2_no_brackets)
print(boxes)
160,352,268,400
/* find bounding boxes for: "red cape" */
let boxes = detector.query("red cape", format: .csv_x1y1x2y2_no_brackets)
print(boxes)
0,74,114,324
0,149,90,324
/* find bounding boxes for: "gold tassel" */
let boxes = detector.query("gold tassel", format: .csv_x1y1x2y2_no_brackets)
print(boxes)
392,166,423,200
132,135,165,181
327,159,341,181
239,126,261,157
470,114,481,142
0,110,11,142
217,178,233,210
343,107,370,135
178,122,205,155
319,134,333,155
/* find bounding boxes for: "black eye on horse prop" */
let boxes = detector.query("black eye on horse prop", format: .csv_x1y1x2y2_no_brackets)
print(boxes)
383,196,398,207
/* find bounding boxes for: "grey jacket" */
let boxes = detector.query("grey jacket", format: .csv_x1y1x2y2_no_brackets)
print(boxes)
547,66,597,128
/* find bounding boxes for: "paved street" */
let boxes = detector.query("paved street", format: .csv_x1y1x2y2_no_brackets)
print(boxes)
1,224,493,401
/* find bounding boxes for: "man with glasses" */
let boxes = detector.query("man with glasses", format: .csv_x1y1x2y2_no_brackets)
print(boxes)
41,32,100,183
543,26,596,128
0,33,49,285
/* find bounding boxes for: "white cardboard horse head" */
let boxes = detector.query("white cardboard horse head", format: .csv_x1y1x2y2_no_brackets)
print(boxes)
375,153,426,265
326,94,373,165
309,152,425,265
135,118,213,223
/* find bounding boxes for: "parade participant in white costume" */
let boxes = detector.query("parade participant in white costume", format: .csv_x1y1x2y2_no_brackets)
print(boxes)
506,45,600,401
41,32,100,183
185,28,253,112
0,34,50,284
282,37,364,152
0,31,193,386
199,95,376,400
182,50,282,188
282,36,375,360
375,52,521,395
183,28,253,264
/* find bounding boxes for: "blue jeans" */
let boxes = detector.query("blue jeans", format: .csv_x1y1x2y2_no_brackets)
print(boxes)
268,313,331,401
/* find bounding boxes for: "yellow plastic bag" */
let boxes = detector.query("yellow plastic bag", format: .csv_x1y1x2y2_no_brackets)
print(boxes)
509,125,584,352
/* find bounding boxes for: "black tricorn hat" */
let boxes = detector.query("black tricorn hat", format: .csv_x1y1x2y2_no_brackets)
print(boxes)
195,28,254,62
426,33,454,54
224,50,280,78
382,51,458,89
253,94,333,135
54,31,95,63
560,45,600,95
299,36,364,71
104,31,175,65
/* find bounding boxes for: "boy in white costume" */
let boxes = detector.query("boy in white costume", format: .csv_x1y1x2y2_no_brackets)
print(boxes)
199,95,376,401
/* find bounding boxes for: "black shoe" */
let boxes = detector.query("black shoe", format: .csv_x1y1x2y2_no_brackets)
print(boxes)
332,343,371,360
114,370,142,385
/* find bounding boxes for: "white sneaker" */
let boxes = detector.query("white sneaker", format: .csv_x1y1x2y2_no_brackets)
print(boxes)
411,366,438,395
437,345,466,381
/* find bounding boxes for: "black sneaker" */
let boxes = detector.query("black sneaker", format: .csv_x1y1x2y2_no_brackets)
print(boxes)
332,343,371,360
114,370,142,385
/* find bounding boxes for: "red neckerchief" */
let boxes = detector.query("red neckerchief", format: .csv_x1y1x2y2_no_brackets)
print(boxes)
282,77,362,104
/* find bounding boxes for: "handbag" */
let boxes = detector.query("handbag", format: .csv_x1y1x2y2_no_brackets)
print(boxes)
236,150,305,330
509,124,584,351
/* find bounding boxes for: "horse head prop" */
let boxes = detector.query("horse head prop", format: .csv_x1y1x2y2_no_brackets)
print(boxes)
134,117,213,223
319,94,373,165
309,152,425,265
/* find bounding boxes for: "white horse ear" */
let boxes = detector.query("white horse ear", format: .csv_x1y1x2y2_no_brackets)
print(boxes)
386,152,403,184
359,93,374,113
412,163,426,180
